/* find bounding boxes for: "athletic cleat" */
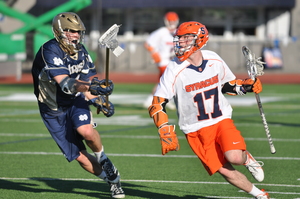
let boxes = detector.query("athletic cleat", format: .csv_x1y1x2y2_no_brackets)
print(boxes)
255,189,270,199
109,181,125,198
244,151,264,182
101,158,120,183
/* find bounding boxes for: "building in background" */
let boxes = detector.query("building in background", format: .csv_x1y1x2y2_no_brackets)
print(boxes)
1,0,299,76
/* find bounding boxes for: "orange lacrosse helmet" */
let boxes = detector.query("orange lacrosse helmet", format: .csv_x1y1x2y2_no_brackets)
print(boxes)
173,21,209,61
164,12,179,30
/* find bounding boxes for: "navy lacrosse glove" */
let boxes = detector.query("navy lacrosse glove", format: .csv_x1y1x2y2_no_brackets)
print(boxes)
89,96,114,117
89,77,114,96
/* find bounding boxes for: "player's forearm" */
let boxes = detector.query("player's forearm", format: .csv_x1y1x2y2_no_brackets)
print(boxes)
54,75,90,94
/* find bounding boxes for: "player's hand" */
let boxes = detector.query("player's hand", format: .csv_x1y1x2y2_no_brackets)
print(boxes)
158,125,179,155
242,78,262,94
151,52,161,63
90,96,114,117
89,77,114,96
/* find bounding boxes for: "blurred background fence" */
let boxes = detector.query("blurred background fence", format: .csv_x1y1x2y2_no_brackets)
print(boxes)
0,0,299,81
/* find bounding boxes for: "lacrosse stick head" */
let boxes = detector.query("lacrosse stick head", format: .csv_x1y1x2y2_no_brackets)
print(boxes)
242,46,265,80
99,24,124,57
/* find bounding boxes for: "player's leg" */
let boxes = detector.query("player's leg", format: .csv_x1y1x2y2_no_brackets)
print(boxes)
218,119,267,197
218,162,253,192
218,163,269,198
76,150,103,176
76,126,124,198
218,119,264,182
225,149,264,182
77,124,102,152
91,129,124,198
186,120,269,198
73,97,125,198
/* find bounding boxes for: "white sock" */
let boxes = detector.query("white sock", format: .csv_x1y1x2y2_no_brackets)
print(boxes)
94,146,107,163
248,185,264,197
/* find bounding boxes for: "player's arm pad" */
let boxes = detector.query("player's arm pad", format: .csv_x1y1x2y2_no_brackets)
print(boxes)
59,76,77,95
222,79,246,96
148,96,169,128
144,43,161,63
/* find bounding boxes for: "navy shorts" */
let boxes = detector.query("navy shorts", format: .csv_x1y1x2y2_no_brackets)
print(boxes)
39,95,92,162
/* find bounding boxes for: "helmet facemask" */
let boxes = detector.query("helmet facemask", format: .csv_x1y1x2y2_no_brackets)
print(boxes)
173,34,198,60
59,29,85,54
52,12,86,55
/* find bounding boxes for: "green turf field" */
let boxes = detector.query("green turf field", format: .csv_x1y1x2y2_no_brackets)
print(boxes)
0,83,299,199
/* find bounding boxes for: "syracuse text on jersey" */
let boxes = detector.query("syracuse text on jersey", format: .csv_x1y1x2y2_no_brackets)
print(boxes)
185,74,219,92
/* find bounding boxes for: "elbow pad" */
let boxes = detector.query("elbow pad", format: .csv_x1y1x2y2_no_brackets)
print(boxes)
148,96,169,128
59,76,77,95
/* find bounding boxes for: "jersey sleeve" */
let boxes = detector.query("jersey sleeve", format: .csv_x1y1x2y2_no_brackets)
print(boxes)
42,42,69,79
154,63,176,100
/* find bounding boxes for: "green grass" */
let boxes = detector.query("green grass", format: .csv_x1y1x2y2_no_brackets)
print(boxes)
0,83,299,199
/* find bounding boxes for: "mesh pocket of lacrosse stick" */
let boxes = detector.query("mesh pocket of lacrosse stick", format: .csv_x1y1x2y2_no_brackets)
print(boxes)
99,24,124,57
242,46,265,79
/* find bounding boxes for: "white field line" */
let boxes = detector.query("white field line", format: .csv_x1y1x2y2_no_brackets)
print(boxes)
0,133,300,143
0,151,299,161
1,177,300,189
0,93,283,107
0,116,296,127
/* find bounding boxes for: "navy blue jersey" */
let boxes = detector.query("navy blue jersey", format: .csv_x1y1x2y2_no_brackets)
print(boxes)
32,39,96,110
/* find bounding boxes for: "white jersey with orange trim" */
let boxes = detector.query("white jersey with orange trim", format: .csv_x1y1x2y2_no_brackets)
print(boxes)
154,50,236,134
146,27,175,67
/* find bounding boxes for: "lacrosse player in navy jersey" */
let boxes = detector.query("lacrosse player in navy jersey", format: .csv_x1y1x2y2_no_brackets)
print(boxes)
31,12,125,198
148,21,270,199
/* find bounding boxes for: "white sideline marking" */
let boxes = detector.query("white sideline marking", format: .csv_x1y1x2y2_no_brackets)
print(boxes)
0,133,299,143
0,177,299,190
0,151,299,160
0,93,282,106
0,117,293,127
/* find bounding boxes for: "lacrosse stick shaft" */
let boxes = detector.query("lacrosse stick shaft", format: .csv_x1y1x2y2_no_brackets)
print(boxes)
242,46,276,154
105,48,110,104
254,93,276,154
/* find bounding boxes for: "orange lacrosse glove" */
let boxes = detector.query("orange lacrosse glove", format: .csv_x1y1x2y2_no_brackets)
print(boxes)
242,78,262,94
151,52,161,63
158,125,180,155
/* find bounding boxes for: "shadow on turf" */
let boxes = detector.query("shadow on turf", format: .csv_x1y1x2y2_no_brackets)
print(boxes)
0,179,215,198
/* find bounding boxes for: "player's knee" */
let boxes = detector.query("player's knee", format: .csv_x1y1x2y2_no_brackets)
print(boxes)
77,125,96,141
225,150,244,165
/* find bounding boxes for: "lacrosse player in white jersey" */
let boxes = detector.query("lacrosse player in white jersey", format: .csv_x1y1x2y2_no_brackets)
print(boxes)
148,21,270,199
143,11,179,109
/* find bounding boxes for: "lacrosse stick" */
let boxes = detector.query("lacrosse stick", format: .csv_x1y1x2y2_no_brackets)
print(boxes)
98,24,124,113
242,46,276,154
